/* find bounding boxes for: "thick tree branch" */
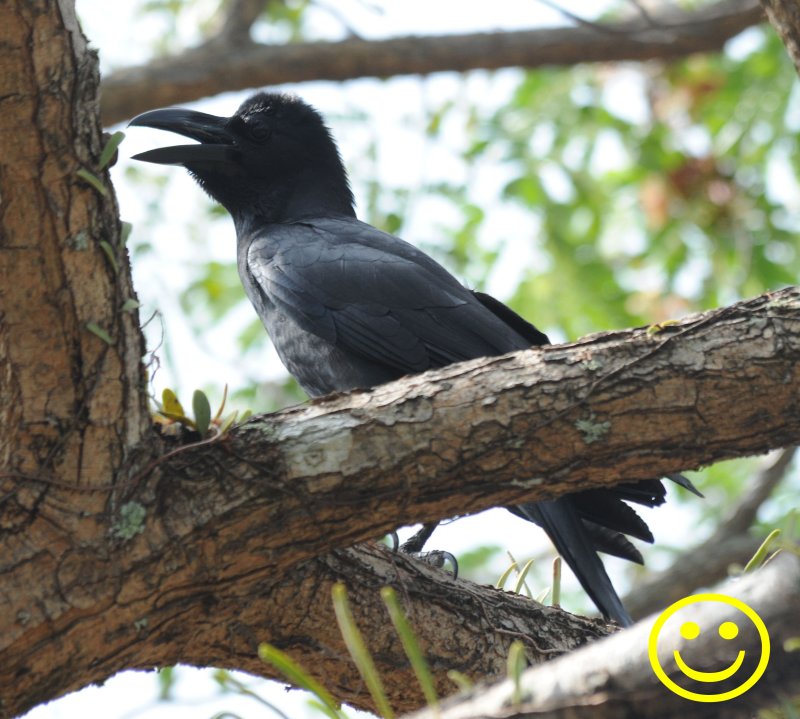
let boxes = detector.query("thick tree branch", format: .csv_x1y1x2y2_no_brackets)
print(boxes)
407,551,800,719
100,0,762,125
3,285,800,715
173,545,613,715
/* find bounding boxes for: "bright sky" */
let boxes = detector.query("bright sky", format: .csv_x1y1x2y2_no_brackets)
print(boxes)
24,1,736,718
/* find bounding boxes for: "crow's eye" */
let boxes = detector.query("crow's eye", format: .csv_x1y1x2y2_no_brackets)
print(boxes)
247,122,271,143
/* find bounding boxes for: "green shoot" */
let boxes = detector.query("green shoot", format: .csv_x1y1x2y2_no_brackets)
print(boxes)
99,131,125,169
154,386,249,437
257,643,346,719
496,560,517,589
507,640,526,706
743,529,782,573
76,167,108,195
551,556,562,608
447,670,473,692
212,383,229,423
380,587,439,709
120,221,133,244
99,240,118,272
512,558,534,596
332,583,395,719
86,321,113,344
212,669,292,719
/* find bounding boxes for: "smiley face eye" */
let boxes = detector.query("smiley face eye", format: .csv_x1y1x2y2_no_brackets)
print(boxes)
680,621,700,640
719,621,739,640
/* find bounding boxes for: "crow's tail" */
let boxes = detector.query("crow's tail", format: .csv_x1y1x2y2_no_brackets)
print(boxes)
515,498,633,627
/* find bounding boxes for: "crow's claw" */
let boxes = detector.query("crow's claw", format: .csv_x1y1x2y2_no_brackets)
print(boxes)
410,550,458,578
385,530,400,552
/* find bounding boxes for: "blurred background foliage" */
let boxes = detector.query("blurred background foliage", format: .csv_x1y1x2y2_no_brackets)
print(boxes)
72,0,800,715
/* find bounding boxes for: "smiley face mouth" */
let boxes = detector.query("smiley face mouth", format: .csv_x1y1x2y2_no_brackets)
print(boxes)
673,649,746,682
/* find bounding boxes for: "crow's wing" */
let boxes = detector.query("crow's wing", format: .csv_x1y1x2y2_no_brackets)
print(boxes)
246,217,543,374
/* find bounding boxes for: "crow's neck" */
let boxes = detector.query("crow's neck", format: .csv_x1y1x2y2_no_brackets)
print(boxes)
231,170,355,231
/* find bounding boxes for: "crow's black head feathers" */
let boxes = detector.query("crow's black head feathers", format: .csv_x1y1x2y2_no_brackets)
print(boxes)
131,92,355,223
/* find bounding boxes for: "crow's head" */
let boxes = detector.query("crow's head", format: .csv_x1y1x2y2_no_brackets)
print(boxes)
129,92,355,224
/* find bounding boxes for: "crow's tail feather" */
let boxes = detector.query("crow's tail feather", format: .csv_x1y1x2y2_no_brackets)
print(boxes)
515,498,633,627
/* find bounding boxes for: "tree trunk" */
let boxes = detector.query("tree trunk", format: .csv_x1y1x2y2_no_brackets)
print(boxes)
0,0,147,714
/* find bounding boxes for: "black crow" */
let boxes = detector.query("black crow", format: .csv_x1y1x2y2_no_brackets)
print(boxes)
130,92,699,626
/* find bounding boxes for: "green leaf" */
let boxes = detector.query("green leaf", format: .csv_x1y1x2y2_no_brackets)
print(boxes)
507,640,526,706
237,409,252,424
258,644,346,719
99,240,118,272
496,561,518,590
447,670,473,692
192,389,211,436
162,388,184,417
332,583,394,719
380,587,438,708
157,666,177,701
512,558,535,596
743,529,782,573
99,131,126,169
121,298,140,312
86,321,113,344
218,410,239,434
76,167,108,196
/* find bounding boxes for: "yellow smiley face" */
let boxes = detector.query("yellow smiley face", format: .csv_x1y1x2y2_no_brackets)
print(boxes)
647,593,770,702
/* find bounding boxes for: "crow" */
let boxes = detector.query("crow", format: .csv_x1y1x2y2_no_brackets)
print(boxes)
130,91,699,626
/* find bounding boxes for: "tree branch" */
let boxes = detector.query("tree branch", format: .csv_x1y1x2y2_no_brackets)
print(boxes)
210,0,268,43
3,285,800,715
407,551,800,719
100,0,763,125
760,0,800,73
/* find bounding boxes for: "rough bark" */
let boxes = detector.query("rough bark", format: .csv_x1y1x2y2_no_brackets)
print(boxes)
0,0,148,473
2,285,800,716
100,0,763,125
0,0,147,714
760,0,800,71
407,551,800,719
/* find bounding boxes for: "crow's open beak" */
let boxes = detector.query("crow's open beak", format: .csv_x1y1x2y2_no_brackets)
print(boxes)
129,108,238,166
